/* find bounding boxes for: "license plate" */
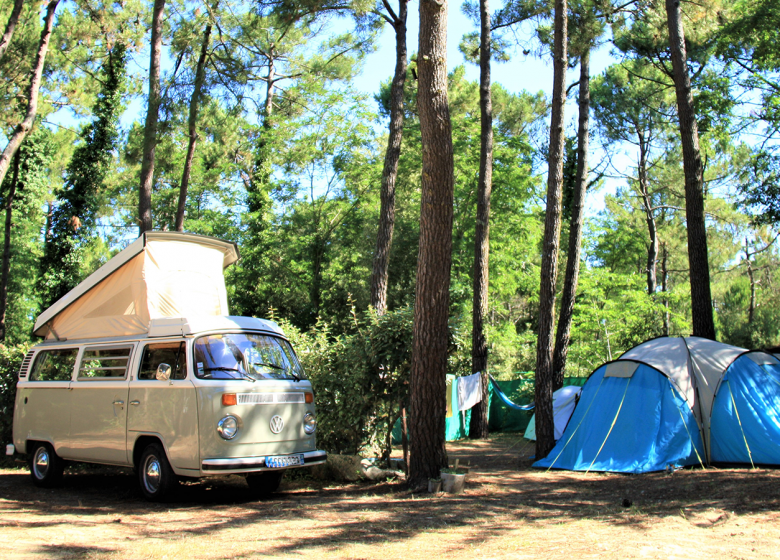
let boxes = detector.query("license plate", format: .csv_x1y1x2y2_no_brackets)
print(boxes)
265,454,303,468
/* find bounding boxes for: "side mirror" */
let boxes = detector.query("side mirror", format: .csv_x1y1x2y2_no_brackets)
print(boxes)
156,363,172,381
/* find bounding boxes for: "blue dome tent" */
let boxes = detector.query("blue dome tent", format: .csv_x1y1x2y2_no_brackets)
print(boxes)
710,352,780,466
532,337,780,473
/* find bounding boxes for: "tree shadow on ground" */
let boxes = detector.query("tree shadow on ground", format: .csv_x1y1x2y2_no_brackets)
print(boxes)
2,434,780,557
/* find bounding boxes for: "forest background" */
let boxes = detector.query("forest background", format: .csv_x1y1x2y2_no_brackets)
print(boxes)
0,0,778,460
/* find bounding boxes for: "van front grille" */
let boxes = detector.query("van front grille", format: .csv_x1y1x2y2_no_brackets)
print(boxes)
237,392,305,405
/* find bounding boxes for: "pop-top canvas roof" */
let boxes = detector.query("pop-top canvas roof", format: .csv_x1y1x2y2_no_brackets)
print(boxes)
34,232,239,340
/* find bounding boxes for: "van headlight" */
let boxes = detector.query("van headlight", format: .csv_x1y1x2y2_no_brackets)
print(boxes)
217,415,239,439
303,412,316,434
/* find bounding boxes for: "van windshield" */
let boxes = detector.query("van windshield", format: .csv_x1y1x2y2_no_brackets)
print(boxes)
193,333,306,381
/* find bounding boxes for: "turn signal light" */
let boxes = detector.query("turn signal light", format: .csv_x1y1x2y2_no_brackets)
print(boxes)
305,392,314,404
222,393,237,406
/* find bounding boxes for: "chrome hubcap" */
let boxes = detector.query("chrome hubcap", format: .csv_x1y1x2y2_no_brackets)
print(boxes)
144,455,161,493
33,448,50,479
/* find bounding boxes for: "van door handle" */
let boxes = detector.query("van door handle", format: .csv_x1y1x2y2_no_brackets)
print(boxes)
130,400,140,406
113,400,125,405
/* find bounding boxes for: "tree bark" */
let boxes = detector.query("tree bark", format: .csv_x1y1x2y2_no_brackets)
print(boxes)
662,241,670,336
264,52,275,120
138,0,166,235
0,152,20,341
745,238,755,325
408,0,454,490
664,0,715,340
370,0,408,316
0,0,24,63
553,47,589,390
310,233,324,317
45,200,53,242
0,0,59,190
468,0,493,440
534,0,567,461
637,130,658,295
175,19,213,232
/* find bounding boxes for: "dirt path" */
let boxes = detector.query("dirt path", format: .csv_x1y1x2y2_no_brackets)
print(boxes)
1,434,779,559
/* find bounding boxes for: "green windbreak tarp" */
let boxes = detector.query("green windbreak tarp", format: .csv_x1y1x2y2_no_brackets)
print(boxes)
488,376,588,434
392,375,589,442
488,378,534,433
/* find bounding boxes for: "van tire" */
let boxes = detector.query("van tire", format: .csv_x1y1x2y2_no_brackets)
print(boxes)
28,442,65,488
246,471,283,498
138,443,177,501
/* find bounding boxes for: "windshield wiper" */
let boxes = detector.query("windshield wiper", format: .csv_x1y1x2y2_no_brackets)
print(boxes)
251,362,283,370
201,366,255,382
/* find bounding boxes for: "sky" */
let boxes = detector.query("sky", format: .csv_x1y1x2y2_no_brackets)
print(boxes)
353,3,614,112
42,2,622,221
350,3,619,217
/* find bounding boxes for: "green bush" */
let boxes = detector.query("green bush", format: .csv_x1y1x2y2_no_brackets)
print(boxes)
281,307,414,458
0,343,30,448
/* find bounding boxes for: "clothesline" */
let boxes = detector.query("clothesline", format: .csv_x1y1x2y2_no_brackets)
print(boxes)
446,372,540,417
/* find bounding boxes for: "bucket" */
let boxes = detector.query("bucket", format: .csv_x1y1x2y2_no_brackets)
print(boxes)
441,472,466,493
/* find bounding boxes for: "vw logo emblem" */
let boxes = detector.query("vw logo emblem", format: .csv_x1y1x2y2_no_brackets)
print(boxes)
270,415,284,434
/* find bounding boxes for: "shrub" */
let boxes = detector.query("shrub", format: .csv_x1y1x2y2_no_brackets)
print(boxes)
0,343,30,448
280,307,415,458
283,306,466,458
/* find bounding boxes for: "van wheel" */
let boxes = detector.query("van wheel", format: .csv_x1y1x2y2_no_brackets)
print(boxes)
246,471,283,498
138,443,177,502
28,442,65,488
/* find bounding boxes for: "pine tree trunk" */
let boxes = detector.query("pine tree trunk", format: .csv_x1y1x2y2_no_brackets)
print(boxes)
310,234,324,318
662,241,670,336
535,0,567,461
637,131,658,295
553,47,589,390
408,0,454,490
370,0,408,316
0,0,25,62
0,152,20,341
45,200,53,242
0,0,60,190
745,239,755,325
664,0,715,340
138,0,166,235
264,54,275,120
176,20,213,232
469,0,493,440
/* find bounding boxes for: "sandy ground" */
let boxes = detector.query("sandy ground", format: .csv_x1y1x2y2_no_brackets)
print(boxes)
1,434,779,559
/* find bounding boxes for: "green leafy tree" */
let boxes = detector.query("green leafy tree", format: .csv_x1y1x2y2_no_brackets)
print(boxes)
0,0,24,63
591,59,676,295
716,0,780,225
231,83,381,329
0,0,60,194
0,127,53,342
39,43,127,310
370,0,409,317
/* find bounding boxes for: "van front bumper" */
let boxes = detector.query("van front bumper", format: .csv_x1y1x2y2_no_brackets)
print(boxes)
201,450,327,474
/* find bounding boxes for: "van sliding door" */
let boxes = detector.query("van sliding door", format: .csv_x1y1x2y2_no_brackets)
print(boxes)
68,345,134,465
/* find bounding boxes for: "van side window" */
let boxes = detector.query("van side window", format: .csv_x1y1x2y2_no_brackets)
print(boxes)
138,342,187,380
29,349,78,381
78,346,132,379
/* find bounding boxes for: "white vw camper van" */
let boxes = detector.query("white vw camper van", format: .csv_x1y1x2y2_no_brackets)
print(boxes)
7,232,325,501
